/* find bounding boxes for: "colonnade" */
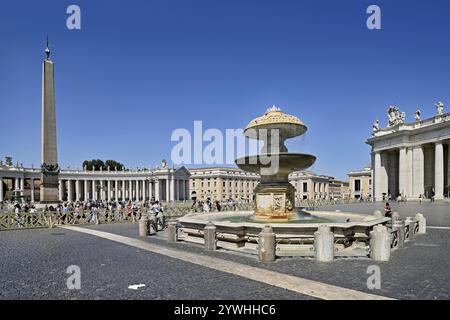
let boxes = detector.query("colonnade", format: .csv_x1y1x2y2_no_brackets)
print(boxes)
58,177,190,203
0,177,36,202
373,141,450,200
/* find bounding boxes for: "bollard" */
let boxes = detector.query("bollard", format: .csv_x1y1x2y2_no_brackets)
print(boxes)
139,214,150,237
167,220,178,243
48,214,53,229
391,211,401,223
258,225,276,262
370,225,391,261
156,215,164,231
373,210,383,218
149,214,157,235
314,225,334,262
415,213,426,234
392,220,405,248
204,222,217,250
405,217,416,240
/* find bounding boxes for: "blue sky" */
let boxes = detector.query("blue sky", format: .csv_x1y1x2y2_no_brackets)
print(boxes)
1,0,449,180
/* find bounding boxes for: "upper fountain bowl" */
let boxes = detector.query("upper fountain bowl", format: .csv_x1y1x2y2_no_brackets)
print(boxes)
244,106,307,140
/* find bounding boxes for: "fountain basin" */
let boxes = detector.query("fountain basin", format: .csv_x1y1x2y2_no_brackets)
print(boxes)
235,153,316,174
176,210,390,257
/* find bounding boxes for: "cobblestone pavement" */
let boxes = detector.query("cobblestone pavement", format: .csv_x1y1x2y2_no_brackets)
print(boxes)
1,202,449,300
0,226,313,300
316,201,450,227
76,221,450,300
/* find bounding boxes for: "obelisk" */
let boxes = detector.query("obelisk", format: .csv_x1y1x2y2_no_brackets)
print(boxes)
40,37,60,203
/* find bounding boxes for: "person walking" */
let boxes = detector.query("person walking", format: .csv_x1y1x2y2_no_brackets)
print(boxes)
384,202,392,218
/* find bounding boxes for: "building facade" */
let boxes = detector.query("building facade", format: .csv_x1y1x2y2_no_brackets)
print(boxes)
348,165,372,200
0,161,190,203
188,167,259,202
368,104,450,201
328,178,350,201
188,167,349,203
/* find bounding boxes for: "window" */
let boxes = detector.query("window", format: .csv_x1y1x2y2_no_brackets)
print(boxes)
303,182,307,193
355,179,361,192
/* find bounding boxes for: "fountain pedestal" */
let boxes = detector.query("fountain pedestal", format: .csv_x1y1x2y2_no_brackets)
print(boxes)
254,180,296,221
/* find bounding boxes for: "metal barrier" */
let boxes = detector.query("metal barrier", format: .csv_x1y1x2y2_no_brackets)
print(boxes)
0,203,256,231
0,209,133,230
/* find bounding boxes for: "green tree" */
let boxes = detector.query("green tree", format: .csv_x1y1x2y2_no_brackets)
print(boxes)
82,159,125,171
82,159,105,171
105,160,125,171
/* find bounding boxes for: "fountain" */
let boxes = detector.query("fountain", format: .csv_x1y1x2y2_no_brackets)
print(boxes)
235,105,316,221
176,106,397,259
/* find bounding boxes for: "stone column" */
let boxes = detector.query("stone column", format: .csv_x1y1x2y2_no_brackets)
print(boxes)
435,141,444,200
406,148,413,197
136,180,140,201
448,143,450,198
170,177,175,202
92,180,96,201
30,179,35,203
121,180,126,201
20,178,24,196
185,180,189,200
83,180,88,201
374,151,383,201
107,180,111,202
155,180,160,201
129,180,133,201
115,180,119,202
398,147,407,197
142,179,146,201
100,180,105,200
58,180,64,201
0,177,4,202
412,146,424,198
14,178,20,192
75,179,80,202
380,152,389,199
67,180,73,202
165,178,170,202
149,181,153,200
175,179,179,201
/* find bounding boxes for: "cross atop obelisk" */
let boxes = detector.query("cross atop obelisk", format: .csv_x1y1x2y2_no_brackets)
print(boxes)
40,37,60,203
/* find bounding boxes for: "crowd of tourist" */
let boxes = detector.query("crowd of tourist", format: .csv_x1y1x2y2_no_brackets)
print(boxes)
190,198,242,213
0,199,165,222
